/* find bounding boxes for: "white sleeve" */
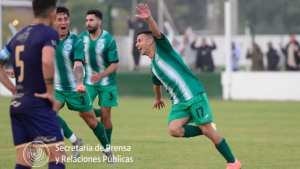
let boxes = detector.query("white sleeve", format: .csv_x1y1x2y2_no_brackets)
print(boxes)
0,47,10,62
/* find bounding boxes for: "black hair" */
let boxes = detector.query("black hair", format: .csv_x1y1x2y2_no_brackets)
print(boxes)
32,0,57,18
56,6,70,16
86,9,103,20
136,30,153,37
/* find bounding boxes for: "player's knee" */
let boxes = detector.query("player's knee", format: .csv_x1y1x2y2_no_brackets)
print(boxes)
168,126,182,137
86,119,98,129
199,123,214,136
100,111,112,126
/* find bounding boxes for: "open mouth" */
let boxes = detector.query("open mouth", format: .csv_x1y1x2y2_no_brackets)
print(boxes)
60,26,67,30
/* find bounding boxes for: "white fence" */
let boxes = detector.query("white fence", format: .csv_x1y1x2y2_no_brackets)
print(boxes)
222,72,300,101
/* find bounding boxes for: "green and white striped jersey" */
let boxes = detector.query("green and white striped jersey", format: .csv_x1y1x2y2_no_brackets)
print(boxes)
55,33,84,91
79,30,119,86
152,34,205,105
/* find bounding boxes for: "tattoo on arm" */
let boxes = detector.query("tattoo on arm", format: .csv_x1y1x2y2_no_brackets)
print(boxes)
74,64,84,84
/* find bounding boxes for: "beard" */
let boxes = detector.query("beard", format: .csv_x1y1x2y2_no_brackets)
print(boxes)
87,26,98,34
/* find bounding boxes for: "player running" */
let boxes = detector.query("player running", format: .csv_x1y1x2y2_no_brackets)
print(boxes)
53,6,112,159
79,9,119,145
52,6,83,158
135,3,241,169
0,0,65,168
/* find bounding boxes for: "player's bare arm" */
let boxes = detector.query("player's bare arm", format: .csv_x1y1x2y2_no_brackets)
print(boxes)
73,61,84,83
0,64,16,94
91,63,118,83
153,84,165,109
73,61,85,92
136,3,161,38
35,46,55,103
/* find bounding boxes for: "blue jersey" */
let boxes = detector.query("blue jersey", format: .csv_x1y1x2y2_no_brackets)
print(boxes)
5,24,58,97
0,24,63,145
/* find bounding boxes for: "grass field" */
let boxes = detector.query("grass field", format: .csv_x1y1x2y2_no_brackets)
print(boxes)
0,96,300,169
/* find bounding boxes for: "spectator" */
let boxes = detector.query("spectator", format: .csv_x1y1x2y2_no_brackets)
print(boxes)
246,42,264,71
178,27,193,56
231,42,240,71
191,37,217,72
266,42,280,71
128,18,148,70
281,34,300,71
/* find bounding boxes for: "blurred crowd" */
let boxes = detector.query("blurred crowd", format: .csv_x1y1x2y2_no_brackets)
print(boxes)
246,34,300,71
127,20,300,72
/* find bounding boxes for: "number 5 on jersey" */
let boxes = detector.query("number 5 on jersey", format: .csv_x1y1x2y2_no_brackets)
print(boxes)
15,45,24,82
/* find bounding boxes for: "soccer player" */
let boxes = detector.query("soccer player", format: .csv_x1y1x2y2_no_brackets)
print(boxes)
79,9,119,145
52,6,83,158
135,4,241,169
0,0,66,169
53,6,111,157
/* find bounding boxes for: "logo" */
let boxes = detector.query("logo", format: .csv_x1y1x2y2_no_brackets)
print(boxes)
11,100,21,107
96,39,105,54
23,140,50,167
63,39,73,57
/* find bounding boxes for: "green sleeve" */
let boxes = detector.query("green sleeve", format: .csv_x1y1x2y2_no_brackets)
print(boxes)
107,39,119,63
154,34,173,52
152,73,162,86
73,38,85,62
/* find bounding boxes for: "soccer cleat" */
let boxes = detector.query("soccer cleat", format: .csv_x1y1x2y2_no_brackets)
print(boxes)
102,148,115,164
72,138,83,159
226,160,241,169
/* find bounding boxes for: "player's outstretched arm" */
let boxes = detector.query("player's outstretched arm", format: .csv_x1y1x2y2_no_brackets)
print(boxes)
136,3,161,38
35,46,55,103
0,64,16,94
153,85,165,109
73,61,85,92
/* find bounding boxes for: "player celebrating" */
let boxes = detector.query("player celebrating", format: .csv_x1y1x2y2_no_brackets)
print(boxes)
79,9,119,145
53,6,111,158
135,4,241,169
0,0,65,169
53,6,84,158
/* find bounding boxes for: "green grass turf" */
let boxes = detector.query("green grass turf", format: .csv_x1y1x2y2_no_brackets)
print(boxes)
0,96,300,169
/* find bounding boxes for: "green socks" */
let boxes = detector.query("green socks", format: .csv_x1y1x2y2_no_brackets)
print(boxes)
105,128,112,144
58,115,73,139
183,125,203,137
92,122,109,149
93,109,113,144
216,139,236,163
